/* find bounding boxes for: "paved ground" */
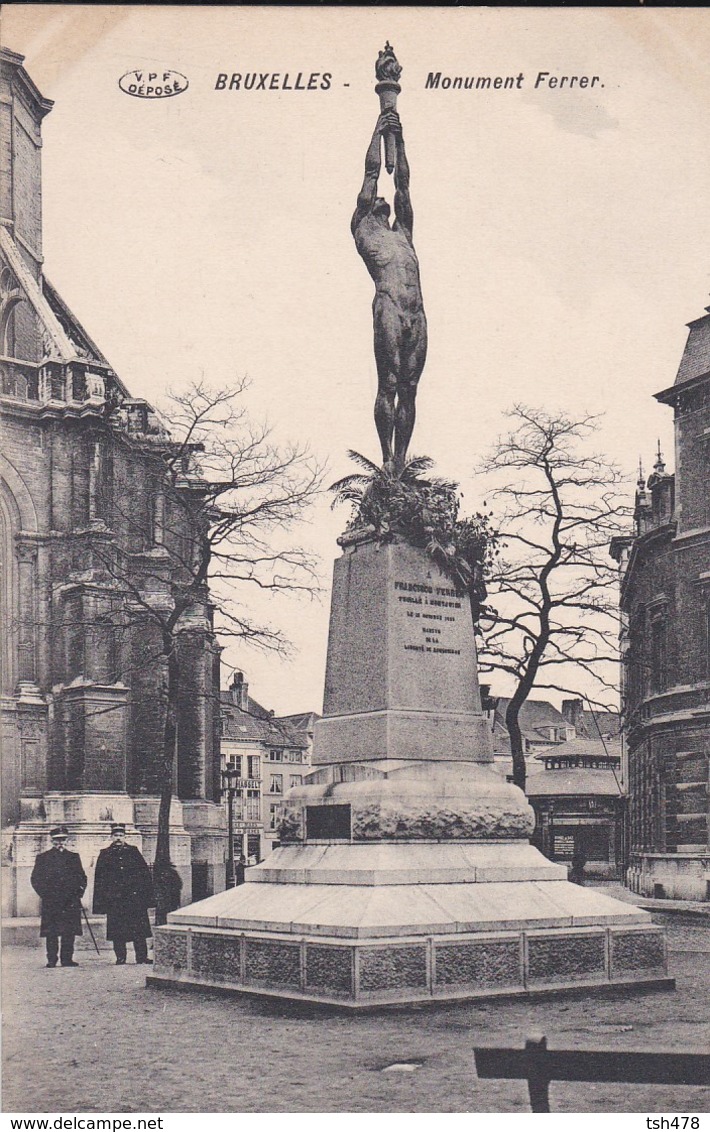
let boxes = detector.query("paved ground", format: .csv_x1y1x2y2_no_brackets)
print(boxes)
3,913,709,1114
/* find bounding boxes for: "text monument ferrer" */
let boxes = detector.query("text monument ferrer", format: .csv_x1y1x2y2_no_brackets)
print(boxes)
150,47,672,1007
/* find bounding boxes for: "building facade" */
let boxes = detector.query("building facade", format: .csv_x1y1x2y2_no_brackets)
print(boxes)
527,737,625,880
0,49,226,915
220,673,311,861
611,301,710,900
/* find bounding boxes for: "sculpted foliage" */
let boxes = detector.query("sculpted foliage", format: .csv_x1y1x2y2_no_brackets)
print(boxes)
330,451,498,618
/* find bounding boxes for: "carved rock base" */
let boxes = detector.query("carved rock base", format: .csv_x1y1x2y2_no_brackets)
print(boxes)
151,901,672,1007
280,760,536,843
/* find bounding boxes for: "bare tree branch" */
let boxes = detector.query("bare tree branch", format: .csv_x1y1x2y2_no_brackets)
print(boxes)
475,404,630,791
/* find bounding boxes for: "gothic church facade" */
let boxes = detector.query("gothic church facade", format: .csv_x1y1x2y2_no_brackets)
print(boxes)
0,49,226,916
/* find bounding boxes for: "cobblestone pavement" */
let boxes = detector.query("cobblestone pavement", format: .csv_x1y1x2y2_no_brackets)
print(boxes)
3,915,709,1114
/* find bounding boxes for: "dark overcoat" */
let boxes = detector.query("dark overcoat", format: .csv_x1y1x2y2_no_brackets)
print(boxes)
92,843,155,941
31,847,87,938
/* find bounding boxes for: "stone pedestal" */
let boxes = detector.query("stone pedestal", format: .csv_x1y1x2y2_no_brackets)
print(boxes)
151,538,672,1006
314,539,492,765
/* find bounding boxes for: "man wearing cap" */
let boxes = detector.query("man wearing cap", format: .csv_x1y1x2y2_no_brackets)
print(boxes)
92,824,155,965
31,826,87,968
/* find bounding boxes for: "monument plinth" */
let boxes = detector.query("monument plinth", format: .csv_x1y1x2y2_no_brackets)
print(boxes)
149,44,672,1007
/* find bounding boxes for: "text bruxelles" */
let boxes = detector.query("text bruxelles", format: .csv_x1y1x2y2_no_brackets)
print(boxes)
215,72,332,90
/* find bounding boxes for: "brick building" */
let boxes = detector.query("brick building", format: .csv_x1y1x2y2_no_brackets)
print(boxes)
0,48,225,915
611,300,710,900
220,673,311,861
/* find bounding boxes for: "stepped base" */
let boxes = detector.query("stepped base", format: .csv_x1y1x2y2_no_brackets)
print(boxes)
150,844,672,1006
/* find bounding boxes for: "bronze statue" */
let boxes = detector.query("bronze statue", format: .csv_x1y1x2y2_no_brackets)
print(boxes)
352,45,427,472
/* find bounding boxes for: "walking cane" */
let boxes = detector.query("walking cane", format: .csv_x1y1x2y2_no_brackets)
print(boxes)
81,905,101,955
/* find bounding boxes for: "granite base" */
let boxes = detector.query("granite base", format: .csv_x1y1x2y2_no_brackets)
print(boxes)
150,848,672,1006
149,919,672,1007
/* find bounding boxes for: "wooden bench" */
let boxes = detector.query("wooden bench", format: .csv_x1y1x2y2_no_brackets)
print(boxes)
474,1034,710,1112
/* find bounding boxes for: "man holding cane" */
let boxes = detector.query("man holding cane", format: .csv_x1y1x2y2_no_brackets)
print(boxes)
31,825,87,968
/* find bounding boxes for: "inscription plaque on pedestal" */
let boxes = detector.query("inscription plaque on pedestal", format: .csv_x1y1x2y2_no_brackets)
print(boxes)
313,538,494,766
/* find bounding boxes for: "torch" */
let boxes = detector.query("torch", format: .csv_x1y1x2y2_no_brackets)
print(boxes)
375,42,402,176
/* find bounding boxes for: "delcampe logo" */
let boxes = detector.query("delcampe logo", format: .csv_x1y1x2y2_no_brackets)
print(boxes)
118,70,189,99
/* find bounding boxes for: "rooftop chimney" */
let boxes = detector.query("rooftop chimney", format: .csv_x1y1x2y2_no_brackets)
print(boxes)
561,698,584,736
230,671,248,711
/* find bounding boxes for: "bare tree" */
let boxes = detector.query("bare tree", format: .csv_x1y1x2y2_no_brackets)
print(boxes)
476,405,629,792
89,380,323,920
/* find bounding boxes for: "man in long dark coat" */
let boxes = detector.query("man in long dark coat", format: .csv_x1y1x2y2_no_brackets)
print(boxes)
31,825,87,968
92,823,155,965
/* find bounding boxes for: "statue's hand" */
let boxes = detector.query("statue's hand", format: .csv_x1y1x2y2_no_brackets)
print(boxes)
381,110,402,137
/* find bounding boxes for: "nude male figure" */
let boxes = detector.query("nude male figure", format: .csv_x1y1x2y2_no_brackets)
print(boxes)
351,110,427,471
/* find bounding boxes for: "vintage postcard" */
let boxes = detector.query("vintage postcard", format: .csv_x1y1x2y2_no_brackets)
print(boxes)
2,5,709,1119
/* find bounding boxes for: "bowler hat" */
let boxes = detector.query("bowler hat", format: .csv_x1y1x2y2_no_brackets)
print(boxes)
50,825,69,838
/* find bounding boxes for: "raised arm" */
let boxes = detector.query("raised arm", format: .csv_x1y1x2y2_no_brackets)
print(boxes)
352,116,384,233
392,117,413,238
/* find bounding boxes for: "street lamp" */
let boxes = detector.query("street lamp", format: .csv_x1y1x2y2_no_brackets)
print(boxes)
221,765,239,889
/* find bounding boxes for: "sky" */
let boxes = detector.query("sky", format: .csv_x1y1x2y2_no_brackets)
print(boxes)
5,5,710,715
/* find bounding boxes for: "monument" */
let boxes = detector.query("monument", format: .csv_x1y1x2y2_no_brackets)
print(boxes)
351,45,427,472
150,47,672,1006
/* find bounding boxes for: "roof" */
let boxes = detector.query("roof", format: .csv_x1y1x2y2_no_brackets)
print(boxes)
534,736,621,762
244,695,271,720
277,712,321,733
0,226,77,363
491,756,529,779
578,710,621,739
674,308,710,388
0,48,54,120
0,228,127,399
43,278,117,375
220,692,308,748
490,697,574,753
495,698,569,730
526,768,624,797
